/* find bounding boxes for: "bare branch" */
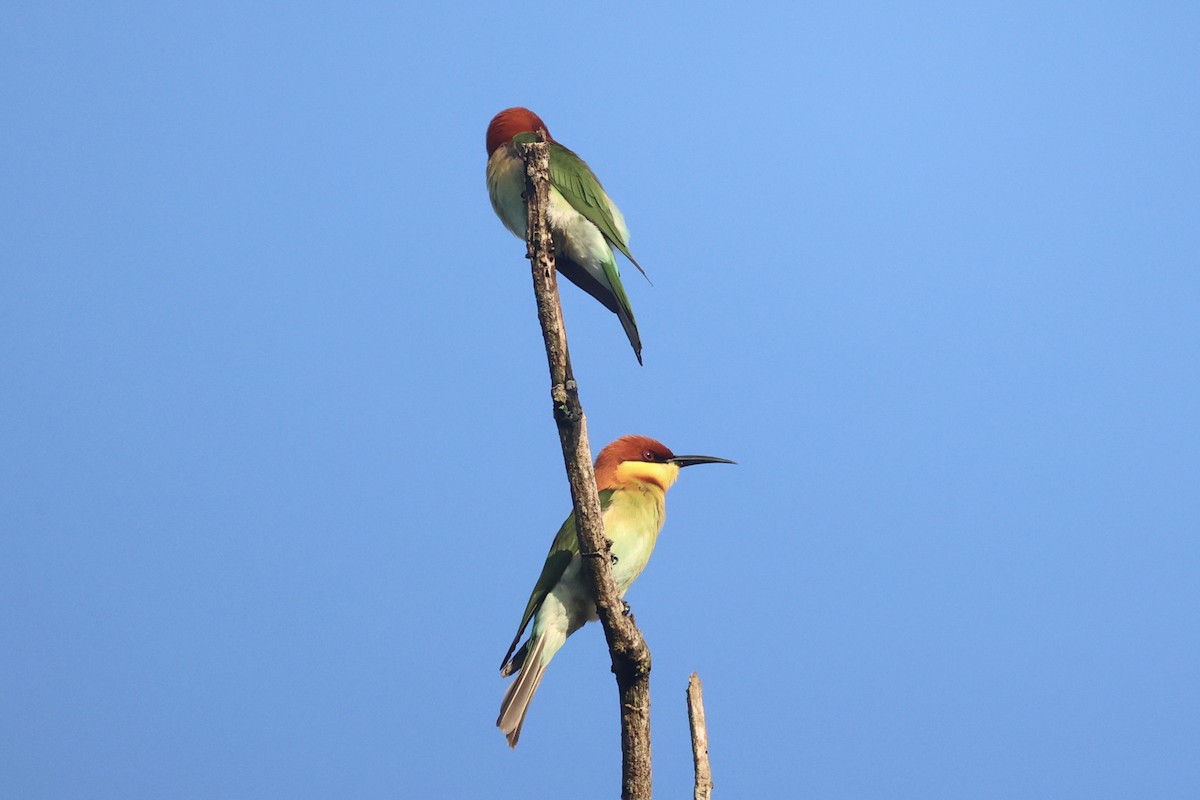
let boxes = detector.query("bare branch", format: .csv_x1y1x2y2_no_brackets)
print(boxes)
519,133,653,800
687,673,713,800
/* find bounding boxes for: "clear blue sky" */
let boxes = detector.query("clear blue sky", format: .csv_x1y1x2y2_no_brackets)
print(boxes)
3,2,1198,797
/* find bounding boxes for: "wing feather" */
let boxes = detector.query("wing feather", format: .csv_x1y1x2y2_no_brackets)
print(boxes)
499,489,614,672
504,133,647,281
547,142,648,280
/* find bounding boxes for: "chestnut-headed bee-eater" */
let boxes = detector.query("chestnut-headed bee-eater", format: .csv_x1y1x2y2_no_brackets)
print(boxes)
497,435,734,746
486,107,648,364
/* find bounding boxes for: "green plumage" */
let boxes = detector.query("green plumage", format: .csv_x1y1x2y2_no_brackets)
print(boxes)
499,489,615,676
492,130,646,363
511,133,646,277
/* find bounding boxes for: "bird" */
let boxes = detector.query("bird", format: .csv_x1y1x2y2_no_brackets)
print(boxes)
497,434,734,747
486,107,649,364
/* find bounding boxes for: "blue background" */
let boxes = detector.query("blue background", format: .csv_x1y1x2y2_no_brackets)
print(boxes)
3,2,1198,797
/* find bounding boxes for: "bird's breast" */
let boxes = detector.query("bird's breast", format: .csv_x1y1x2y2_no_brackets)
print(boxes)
487,145,614,271
604,489,666,593
486,148,529,239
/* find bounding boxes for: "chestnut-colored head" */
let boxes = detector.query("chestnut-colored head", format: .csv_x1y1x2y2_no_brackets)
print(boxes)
594,435,676,492
595,435,672,477
594,434,735,492
486,107,551,156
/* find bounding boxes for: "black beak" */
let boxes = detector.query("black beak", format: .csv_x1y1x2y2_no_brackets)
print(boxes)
668,455,736,468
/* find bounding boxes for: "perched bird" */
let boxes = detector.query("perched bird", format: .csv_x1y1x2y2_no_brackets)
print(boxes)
486,107,649,364
497,435,734,747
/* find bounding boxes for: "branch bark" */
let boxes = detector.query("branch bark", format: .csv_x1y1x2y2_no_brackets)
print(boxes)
520,133,653,800
687,673,713,800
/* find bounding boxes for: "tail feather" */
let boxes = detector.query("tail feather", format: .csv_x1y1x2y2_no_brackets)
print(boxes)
556,256,643,364
613,302,643,366
556,256,620,315
499,641,527,677
497,634,549,748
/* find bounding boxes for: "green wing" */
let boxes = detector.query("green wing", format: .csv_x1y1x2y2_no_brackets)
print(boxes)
547,142,647,277
510,132,647,279
499,489,615,673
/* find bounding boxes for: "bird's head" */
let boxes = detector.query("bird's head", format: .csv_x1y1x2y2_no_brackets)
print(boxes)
487,107,551,156
594,435,735,493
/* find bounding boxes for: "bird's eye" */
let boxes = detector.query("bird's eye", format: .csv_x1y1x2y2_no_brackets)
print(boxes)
641,449,655,461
